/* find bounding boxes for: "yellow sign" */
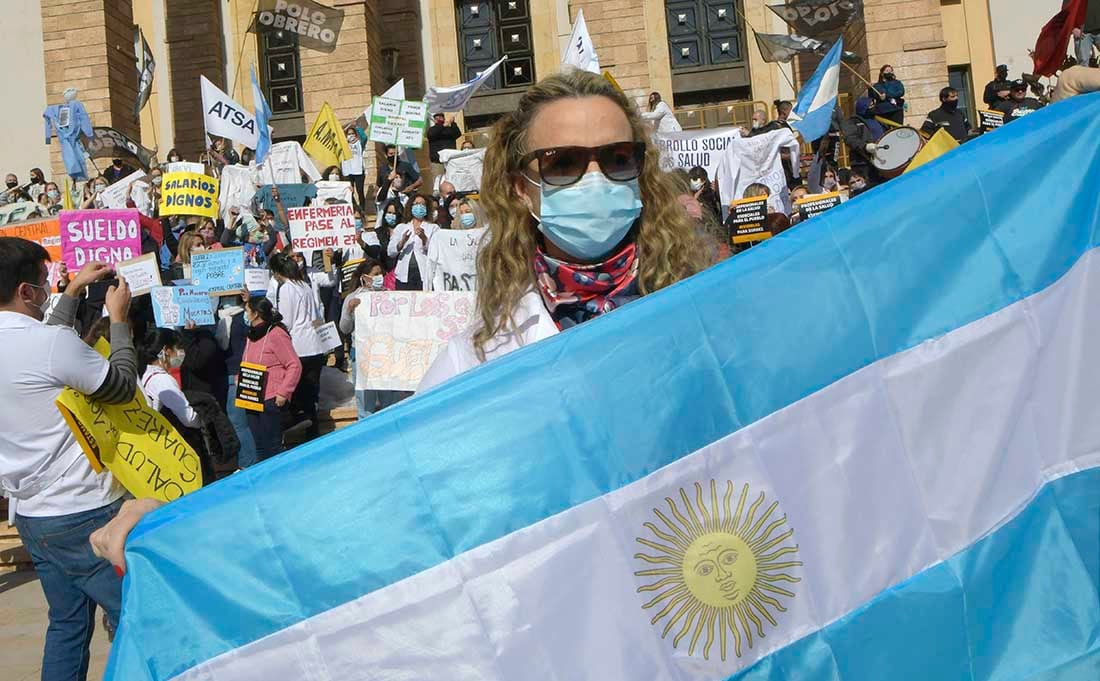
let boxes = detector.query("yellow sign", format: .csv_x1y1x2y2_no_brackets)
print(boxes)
55,339,202,502
159,171,220,218
633,480,802,661
903,128,959,175
602,71,624,95
304,102,353,170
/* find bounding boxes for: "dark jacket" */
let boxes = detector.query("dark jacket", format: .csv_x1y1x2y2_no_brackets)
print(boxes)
924,105,971,142
426,122,462,163
869,79,905,115
184,390,240,468
181,328,229,411
982,79,1011,107
994,97,1044,122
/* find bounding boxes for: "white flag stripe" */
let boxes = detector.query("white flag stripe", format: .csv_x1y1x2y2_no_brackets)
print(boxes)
176,247,1100,680
561,9,600,74
807,61,840,114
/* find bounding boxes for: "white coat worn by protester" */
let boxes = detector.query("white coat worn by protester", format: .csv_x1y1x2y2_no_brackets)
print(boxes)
417,291,558,392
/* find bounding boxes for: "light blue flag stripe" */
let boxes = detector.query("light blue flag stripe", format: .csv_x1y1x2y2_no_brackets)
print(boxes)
732,467,1100,680
107,94,1100,679
791,39,842,142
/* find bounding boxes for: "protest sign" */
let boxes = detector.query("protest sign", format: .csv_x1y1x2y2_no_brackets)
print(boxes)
304,102,352,169
55,339,201,502
288,203,357,256
114,253,161,296
98,169,147,209
978,109,1004,132
354,292,476,392
190,248,245,296
201,76,259,149
728,195,771,245
424,55,507,113
164,161,206,175
85,127,156,170
2,218,63,289
0,202,46,226
316,321,343,353
243,243,270,294
427,227,485,292
340,258,365,294
234,363,268,412
368,97,428,149
251,0,345,54
795,191,842,220
59,209,141,269
160,172,220,218
151,286,216,327
655,126,743,179
315,180,353,205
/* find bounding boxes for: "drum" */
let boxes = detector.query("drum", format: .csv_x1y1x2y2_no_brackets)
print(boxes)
872,127,924,179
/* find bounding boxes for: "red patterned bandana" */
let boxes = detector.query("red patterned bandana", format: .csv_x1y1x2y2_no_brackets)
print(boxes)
533,242,641,330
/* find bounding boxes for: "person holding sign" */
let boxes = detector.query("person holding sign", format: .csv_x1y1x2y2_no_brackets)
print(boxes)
338,258,399,419
419,70,708,391
388,195,439,291
268,252,326,440
240,296,302,462
0,238,136,681
139,328,200,428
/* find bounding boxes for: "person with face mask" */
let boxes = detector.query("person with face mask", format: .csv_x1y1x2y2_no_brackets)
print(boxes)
869,64,906,125
25,168,46,202
924,87,971,143
417,70,707,392
139,328,200,427
40,181,63,215
994,80,1045,123
642,91,682,133
240,295,302,462
983,65,1012,108
837,97,885,188
81,175,111,209
687,166,720,221
268,251,326,440
376,144,422,196
338,258,400,418
165,148,183,165
848,170,871,197
427,112,463,189
1,173,31,206
0,240,134,681
104,158,133,184
437,180,457,228
388,195,438,290
215,295,257,467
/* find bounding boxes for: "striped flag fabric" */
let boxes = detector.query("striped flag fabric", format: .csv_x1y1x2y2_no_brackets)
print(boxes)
789,38,842,143
107,94,1100,679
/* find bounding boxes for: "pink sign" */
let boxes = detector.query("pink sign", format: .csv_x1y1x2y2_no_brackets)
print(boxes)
59,209,143,270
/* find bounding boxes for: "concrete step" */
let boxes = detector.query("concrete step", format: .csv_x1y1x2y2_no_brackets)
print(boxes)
0,537,31,568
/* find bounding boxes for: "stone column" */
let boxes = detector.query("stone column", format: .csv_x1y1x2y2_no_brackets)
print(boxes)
863,0,948,126
164,0,228,159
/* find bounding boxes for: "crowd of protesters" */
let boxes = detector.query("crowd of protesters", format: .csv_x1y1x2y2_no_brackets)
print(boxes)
2,49,1100,681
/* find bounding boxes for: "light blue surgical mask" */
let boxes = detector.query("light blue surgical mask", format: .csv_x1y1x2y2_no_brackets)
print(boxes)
459,213,477,228
411,204,428,220
384,213,397,226
526,172,642,261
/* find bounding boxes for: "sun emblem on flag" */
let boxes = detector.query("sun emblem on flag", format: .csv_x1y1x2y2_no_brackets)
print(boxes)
633,480,802,661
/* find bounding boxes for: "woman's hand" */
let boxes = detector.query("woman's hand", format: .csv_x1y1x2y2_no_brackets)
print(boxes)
348,297,361,312
90,498,165,574
275,395,288,407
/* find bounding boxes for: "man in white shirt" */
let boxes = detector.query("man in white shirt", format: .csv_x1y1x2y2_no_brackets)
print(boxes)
0,238,135,681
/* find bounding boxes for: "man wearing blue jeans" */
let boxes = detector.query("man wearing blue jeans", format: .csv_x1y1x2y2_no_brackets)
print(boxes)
0,237,137,681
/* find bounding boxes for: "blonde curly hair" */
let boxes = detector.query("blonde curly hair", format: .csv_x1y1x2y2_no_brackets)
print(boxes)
474,70,710,359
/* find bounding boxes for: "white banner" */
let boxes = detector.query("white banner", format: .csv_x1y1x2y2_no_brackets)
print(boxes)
201,76,260,149
714,127,801,212
426,227,486,292
561,9,600,74
315,180,353,205
654,126,743,180
99,170,147,210
353,291,476,392
424,56,507,113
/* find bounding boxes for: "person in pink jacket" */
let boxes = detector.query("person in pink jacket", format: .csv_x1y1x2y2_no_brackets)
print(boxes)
240,295,302,463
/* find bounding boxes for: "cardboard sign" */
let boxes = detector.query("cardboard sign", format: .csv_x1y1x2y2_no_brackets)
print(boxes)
368,97,428,149
978,109,1004,132
190,248,245,296
59,209,142,269
341,258,366,294
287,203,357,256
234,362,268,412
795,191,842,221
2,218,63,289
98,170,148,210
246,268,270,294
251,0,345,54
151,285,216,327
55,339,202,502
160,172,220,219
728,196,771,245
316,321,343,353
114,253,162,296
354,292,476,392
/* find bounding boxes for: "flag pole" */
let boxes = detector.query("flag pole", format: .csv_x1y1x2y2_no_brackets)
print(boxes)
840,60,875,90
736,7,800,95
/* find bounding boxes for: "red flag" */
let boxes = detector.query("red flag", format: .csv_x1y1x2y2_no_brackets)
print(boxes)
1033,0,1089,76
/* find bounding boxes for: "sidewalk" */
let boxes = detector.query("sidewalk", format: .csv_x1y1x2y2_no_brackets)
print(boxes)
0,570,111,681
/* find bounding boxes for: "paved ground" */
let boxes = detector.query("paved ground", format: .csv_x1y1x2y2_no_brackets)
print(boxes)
0,570,111,681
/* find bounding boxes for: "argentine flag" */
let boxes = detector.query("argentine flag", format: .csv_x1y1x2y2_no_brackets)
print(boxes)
107,96,1100,680
789,38,842,142
250,66,273,166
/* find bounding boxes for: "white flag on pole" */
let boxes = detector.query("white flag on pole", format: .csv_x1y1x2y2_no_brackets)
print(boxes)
200,75,260,149
561,9,600,74
424,56,508,113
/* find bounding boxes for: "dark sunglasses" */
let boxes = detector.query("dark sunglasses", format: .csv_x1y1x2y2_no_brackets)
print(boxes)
521,141,645,187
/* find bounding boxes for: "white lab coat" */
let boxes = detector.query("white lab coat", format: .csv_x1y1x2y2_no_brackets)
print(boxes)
642,101,683,133
417,290,558,393
387,221,439,284
256,141,321,185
